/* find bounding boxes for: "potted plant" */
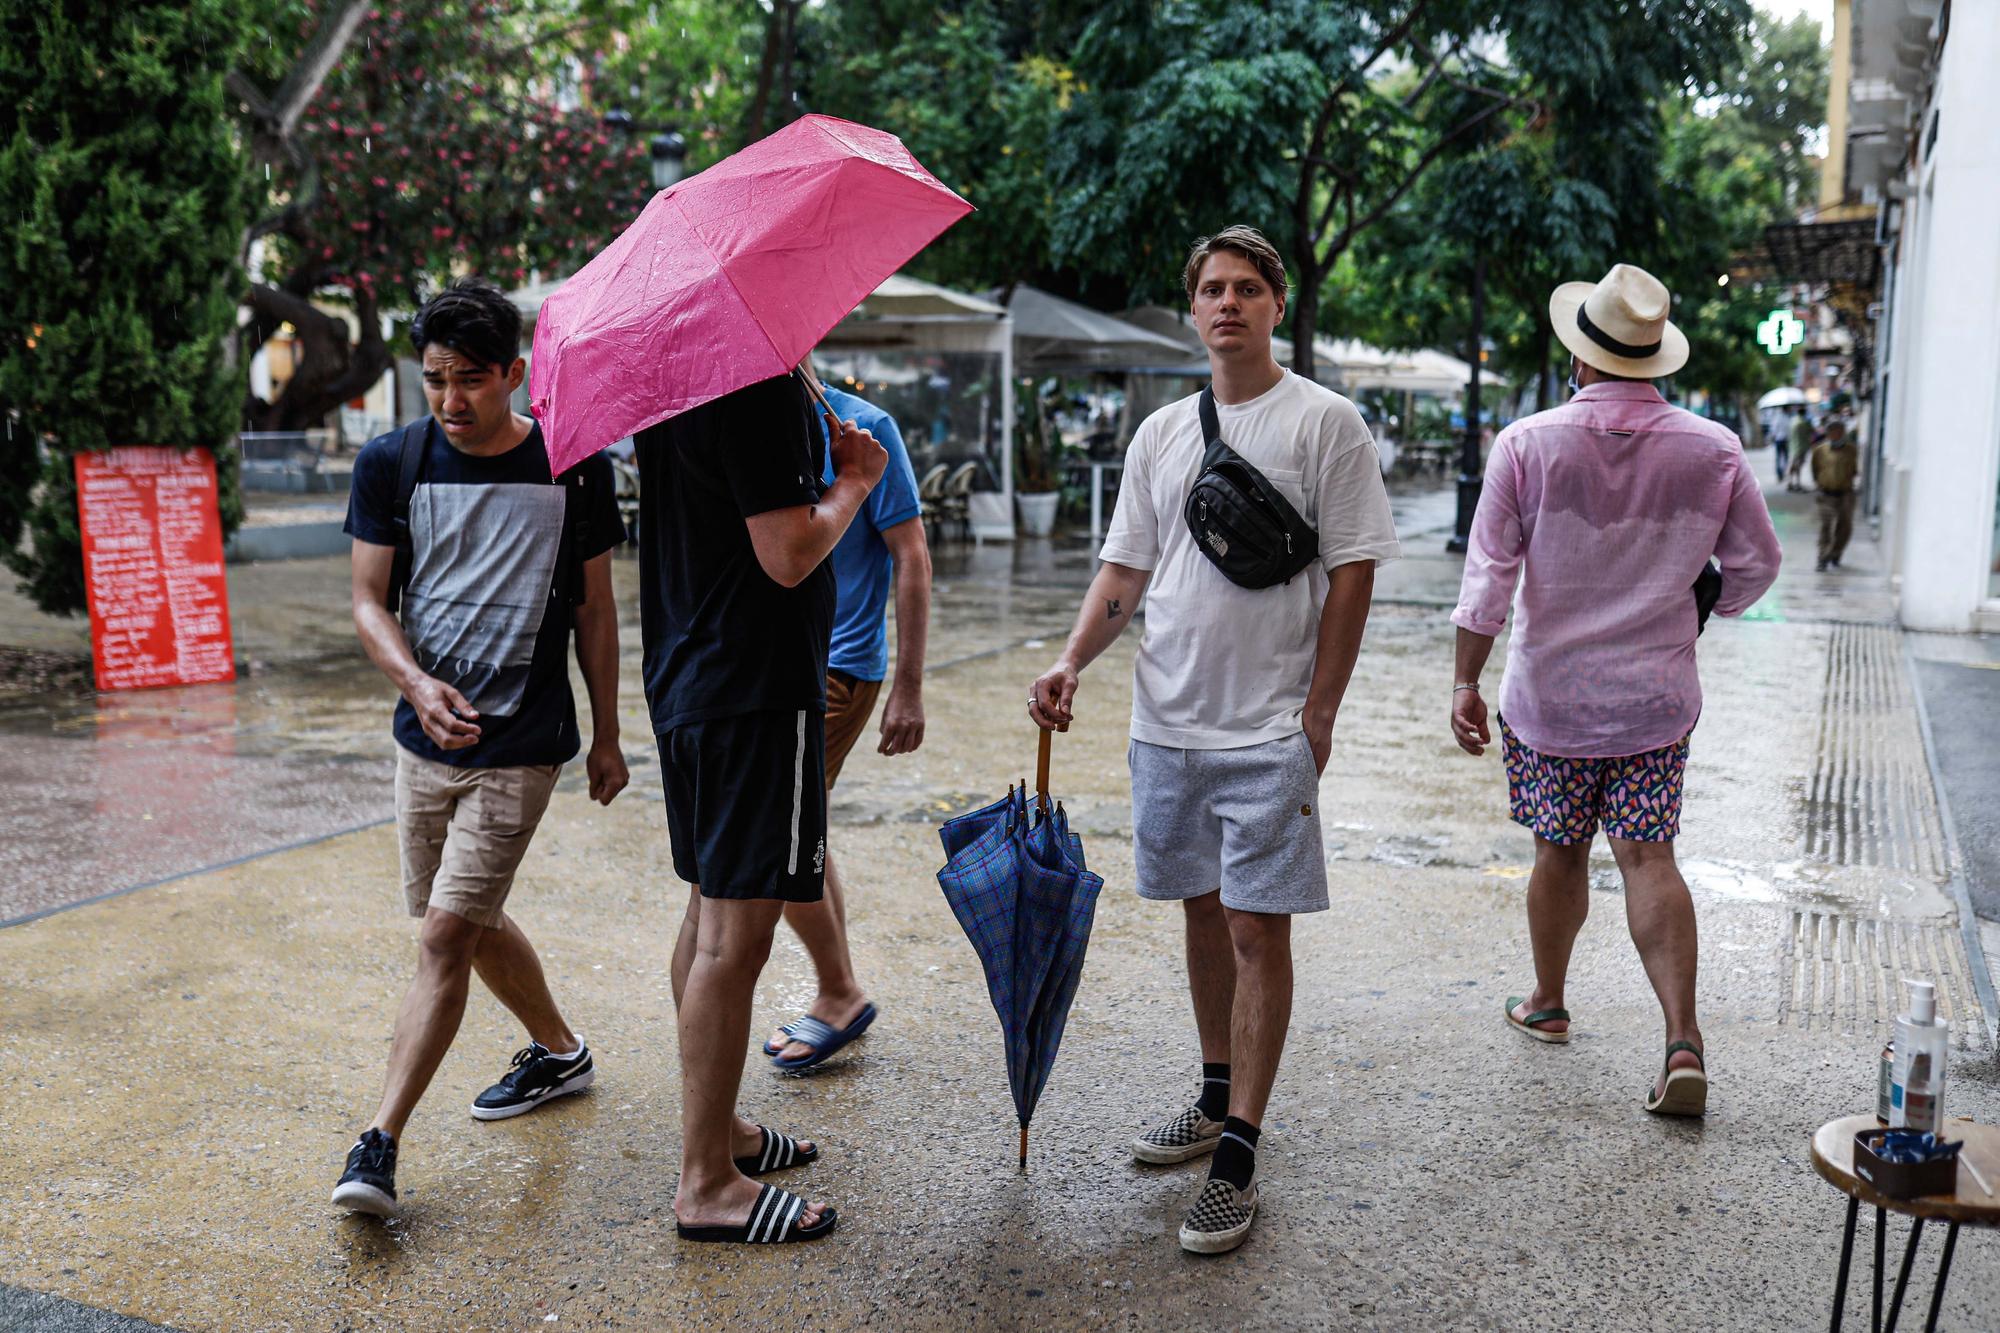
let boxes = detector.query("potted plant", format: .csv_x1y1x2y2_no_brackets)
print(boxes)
1014,382,1062,536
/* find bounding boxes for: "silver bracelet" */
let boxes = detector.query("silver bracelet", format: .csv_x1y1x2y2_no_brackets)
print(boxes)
1452,682,1481,693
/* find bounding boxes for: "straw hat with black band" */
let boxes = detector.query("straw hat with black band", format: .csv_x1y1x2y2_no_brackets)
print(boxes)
1549,263,1689,379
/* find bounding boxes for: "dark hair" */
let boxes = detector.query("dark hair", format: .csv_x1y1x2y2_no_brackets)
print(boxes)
411,278,522,370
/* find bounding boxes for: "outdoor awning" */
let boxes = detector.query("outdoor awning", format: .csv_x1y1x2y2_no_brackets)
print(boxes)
509,276,567,323
849,273,1007,320
1320,339,1472,395
997,287,1192,373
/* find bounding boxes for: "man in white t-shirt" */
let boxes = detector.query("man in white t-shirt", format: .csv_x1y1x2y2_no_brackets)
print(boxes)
1028,225,1399,1255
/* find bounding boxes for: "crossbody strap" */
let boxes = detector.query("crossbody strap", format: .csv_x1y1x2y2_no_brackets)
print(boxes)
1197,386,1230,469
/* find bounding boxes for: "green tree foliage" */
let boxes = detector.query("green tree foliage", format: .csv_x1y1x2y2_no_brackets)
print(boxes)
576,0,767,178
1326,0,1812,417
0,0,248,614
795,0,1075,290
1653,24,1825,414
1045,0,1509,363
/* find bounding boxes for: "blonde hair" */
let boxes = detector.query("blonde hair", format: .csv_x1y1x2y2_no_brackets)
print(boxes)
1183,226,1290,304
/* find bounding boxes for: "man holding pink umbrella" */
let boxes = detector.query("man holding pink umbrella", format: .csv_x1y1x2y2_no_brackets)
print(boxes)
637,370,885,1245
530,114,970,1245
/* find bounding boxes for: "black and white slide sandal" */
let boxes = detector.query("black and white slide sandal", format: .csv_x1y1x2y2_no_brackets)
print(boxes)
734,1125,820,1177
675,1183,837,1244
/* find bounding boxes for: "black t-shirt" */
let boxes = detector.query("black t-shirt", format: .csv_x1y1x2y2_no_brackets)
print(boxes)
637,372,835,734
344,418,623,768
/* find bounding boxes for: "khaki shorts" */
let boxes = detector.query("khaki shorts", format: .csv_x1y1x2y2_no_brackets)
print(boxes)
395,746,561,927
822,669,883,790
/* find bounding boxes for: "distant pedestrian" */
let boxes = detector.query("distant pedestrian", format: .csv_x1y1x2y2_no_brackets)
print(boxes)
1030,225,1399,1254
1450,263,1781,1119
1807,419,1859,570
762,370,931,1072
333,279,628,1218
1783,407,1812,490
638,368,886,1245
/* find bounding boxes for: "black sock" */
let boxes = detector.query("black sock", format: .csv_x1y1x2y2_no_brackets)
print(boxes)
1195,1063,1230,1121
1209,1117,1260,1191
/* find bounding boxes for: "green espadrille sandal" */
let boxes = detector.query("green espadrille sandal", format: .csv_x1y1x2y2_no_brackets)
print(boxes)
1504,995,1571,1044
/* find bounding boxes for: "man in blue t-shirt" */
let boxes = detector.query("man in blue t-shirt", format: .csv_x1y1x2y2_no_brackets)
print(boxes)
331,280,627,1220
762,376,930,1073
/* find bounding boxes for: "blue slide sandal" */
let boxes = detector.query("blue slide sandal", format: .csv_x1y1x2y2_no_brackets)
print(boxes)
771,1003,878,1073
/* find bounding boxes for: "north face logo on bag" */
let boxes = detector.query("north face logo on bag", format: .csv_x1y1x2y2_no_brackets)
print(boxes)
813,838,826,873
1204,529,1229,558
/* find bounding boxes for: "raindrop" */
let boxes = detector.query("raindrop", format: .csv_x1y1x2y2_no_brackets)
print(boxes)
364,137,371,153
265,163,270,179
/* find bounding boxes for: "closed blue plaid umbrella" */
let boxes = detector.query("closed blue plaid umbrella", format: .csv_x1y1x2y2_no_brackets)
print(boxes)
937,729,1105,1169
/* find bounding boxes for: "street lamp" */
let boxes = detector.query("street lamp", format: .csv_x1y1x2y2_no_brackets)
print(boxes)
650,131,686,190
601,108,686,192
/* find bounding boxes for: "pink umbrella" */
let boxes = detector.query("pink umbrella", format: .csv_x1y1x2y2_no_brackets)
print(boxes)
530,114,973,474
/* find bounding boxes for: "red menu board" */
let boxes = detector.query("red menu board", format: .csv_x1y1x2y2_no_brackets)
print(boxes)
75,447,236,692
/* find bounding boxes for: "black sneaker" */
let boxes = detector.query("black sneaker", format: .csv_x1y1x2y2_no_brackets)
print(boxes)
331,1128,398,1217
471,1042,595,1121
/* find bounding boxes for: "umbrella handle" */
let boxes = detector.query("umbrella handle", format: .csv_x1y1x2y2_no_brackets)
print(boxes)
1035,722,1067,805
796,365,841,434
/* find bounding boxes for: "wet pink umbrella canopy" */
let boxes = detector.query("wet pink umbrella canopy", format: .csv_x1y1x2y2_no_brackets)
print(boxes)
530,115,973,474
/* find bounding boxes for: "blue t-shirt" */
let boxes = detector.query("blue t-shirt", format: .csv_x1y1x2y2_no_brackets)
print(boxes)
819,387,922,681
344,418,623,768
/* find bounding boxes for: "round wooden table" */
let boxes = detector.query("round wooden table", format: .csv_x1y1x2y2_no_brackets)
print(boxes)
1810,1115,2000,1332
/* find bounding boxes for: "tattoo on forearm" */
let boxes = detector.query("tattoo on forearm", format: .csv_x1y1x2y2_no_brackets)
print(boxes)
1106,598,1122,621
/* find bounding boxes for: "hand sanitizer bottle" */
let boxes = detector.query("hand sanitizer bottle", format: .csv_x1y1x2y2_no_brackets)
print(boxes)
1888,978,1946,1133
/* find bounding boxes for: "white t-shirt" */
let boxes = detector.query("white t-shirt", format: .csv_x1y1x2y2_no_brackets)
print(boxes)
1100,371,1401,749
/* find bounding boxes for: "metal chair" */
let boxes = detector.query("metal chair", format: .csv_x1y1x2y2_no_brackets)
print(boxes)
916,463,949,527
939,461,979,542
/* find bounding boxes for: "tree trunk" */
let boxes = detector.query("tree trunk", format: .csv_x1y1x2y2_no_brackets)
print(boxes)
775,0,799,124
1535,320,1553,410
1448,250,1485,551
1290,182,1318,382
745,0,788,142
242,282,392,432
1291,272,1318,383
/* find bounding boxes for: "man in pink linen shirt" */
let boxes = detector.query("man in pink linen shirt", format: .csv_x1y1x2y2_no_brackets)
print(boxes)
1448,263,1780,1119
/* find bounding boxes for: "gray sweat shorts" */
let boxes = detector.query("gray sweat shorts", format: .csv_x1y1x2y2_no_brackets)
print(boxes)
1128,732,1330,915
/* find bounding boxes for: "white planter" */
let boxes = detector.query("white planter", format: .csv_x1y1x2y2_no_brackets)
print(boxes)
1015,490,1060,536
966,490,1013,540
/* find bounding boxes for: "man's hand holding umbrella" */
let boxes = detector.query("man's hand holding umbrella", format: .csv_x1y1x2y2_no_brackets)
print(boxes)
804,371,890,496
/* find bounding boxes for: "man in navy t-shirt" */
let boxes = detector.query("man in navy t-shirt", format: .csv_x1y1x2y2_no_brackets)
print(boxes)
330,279,626,1219
762,379,929,1073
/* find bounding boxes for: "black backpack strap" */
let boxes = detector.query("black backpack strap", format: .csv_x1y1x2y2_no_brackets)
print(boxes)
555,460,593,613
385,418,430,614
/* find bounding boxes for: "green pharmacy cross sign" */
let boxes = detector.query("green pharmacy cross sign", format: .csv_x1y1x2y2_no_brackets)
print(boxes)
1757,307,1806,356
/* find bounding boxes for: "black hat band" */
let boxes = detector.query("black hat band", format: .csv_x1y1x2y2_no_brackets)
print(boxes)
1577,304,1662,359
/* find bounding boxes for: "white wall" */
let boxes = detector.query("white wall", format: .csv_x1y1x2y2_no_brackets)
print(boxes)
1891,2,2000,631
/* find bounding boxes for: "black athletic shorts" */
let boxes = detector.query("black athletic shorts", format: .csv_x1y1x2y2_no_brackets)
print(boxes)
658,708,826,902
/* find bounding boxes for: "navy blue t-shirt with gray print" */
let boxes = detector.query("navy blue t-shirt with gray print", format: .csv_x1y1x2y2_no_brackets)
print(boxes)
344,418,623,769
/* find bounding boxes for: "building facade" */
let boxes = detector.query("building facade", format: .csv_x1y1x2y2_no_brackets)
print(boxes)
1848,0,2000,631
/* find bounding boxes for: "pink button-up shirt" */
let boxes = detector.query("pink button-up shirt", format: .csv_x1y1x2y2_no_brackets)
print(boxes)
1452,382,1781,758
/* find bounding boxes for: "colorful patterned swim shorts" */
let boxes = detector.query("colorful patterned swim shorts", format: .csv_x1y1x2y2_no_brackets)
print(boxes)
1498,718,1691,846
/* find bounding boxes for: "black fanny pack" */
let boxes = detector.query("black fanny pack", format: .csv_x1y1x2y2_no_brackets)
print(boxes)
1182,386,1319,589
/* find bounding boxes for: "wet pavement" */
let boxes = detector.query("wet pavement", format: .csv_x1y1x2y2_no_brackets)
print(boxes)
3,478,1998,1330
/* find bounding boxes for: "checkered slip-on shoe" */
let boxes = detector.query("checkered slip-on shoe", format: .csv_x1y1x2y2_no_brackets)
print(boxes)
1131,1104,1225,1164
1178,1176,1259,1254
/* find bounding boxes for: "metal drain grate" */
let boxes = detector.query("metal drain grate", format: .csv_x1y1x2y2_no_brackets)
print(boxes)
1777,909,1988,1052
1804,625,1949,877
